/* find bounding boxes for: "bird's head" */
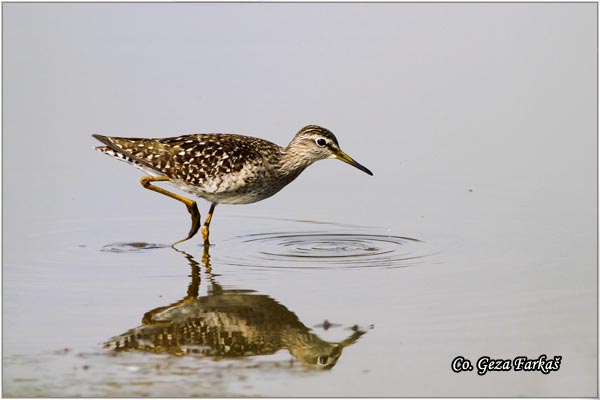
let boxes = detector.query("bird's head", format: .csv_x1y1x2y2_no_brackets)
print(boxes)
288,125,373,176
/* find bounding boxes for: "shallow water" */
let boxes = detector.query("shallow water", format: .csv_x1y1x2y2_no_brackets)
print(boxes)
2,215,438,397
3,3,597,397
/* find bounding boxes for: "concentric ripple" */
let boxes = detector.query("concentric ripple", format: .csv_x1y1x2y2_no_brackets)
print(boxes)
217,227,435,270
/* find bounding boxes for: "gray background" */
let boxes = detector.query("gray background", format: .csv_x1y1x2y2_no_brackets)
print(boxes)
3,3,597,396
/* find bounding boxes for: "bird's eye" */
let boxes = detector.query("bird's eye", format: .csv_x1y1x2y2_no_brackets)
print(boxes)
316,138,327,147
317,356,329,365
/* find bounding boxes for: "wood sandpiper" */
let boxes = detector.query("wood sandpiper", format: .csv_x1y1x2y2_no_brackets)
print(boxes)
93,125,373,247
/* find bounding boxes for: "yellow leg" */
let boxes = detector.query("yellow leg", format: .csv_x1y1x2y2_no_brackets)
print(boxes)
140,176,201,247
201,203,217,246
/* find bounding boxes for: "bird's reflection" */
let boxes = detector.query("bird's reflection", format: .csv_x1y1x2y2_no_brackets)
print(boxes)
105,246,366,369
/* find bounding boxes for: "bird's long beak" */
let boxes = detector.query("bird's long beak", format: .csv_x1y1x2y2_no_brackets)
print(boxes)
334,150,373,176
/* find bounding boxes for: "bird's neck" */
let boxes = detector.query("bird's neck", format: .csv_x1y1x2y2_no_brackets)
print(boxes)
277,144,315,178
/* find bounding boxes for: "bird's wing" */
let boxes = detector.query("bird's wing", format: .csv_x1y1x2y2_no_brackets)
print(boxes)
93,133,276,193
160,134,275,193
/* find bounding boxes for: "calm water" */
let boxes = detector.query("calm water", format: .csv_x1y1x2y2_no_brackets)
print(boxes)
3,3,597,397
